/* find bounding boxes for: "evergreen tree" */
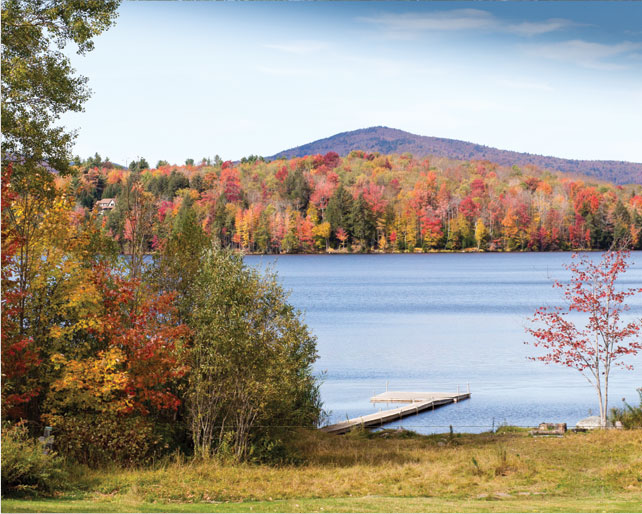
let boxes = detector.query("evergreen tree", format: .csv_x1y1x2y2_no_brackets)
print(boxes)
190,174,205,193
613,200,631,245
167,171,190,199
286,169,311,212
152,194,208,322
350,194,376,251
326,184,354,242
129,157,149,172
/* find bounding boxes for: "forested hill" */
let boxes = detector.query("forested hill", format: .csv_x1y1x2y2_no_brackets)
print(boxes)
268,127,642,185
69,151,642,255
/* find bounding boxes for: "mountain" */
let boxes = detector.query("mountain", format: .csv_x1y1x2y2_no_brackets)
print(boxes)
267,126,642,185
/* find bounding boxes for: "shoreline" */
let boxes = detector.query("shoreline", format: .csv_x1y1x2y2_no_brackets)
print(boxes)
132,248,622,258
240,248,615,256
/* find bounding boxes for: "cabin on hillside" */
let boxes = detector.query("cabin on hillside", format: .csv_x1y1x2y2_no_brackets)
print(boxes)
96,198,116,212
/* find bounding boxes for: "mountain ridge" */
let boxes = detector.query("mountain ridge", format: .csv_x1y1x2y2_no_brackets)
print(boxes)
267,126,642,185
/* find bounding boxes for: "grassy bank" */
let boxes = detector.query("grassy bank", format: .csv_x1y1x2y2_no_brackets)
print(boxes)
3,428,642,513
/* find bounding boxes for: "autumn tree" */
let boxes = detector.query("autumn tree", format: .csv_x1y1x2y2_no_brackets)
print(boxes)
3,173,190,459
525,250,642,427
475,218,488,250
2,178,126,423
1,164,42,419
40,261,190,465
2,0,120,420
108,174,156,279
448,212,472,250
335,227,348,249
313,221,331,251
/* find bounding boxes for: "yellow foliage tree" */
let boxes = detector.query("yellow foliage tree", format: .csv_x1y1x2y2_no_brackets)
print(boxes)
48,348,132,415
502,208,520,251
474,218,488,250
313,221,331,250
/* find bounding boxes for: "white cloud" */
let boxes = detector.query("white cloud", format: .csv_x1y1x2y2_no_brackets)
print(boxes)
264,40,329,55
359,9,575,37
524,39,642,70
506,18,577,37
359,9,495,33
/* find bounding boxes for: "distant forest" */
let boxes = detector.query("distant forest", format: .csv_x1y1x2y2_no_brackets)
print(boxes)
269,127,642,185
65,150,642,254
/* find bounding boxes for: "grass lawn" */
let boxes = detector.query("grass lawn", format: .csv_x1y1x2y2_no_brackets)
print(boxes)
3,428,642,513
4,495,642,513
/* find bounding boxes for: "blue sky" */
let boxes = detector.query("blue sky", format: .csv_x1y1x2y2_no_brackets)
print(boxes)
62,1,642,166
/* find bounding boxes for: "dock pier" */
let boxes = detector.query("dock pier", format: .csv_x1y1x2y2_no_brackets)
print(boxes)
321,388,471,435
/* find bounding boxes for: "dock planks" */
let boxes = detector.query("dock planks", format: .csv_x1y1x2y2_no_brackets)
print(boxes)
321,391,471,435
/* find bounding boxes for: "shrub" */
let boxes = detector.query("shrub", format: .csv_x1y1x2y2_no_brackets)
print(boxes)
186,248,322,461
48,413,164,467
1,422,66,494
249,433,304,465
609,388,642,429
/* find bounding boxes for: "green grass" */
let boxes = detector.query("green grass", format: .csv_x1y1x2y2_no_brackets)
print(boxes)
4,495,642,513
3,429,642,513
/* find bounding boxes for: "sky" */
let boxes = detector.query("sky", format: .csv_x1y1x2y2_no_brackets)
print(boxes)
62,1,642,166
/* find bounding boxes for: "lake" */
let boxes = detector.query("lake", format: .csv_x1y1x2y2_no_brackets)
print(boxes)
245,252,642,433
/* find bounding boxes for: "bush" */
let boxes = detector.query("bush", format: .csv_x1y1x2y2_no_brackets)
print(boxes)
186,248,322,461
48,413,165,467
248,433,304,465
1,422,66,494
609,388,642,429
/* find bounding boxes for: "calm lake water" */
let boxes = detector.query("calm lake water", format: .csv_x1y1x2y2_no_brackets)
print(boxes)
245,252,642,433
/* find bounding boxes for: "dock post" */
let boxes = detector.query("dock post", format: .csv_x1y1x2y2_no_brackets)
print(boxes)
467,383,470,394
457,385,460,394
386,380,389,392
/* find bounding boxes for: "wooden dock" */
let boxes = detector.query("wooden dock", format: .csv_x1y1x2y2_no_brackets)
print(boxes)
321,390,471,435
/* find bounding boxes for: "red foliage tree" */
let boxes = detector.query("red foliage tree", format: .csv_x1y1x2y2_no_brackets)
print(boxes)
275,165,289,183
459,195,480,220
71,266,190,416
310,178,338,212
360,182,387,215
220,167,242,203
1,164,43,418
323,151,341,169
525,250,642,427
295,212,314,250
335,227,348,248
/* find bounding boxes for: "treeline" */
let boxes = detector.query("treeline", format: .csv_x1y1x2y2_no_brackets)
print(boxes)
67,151,642,254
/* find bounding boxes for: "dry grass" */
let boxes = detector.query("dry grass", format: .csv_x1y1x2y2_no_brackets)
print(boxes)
4,428,642,512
